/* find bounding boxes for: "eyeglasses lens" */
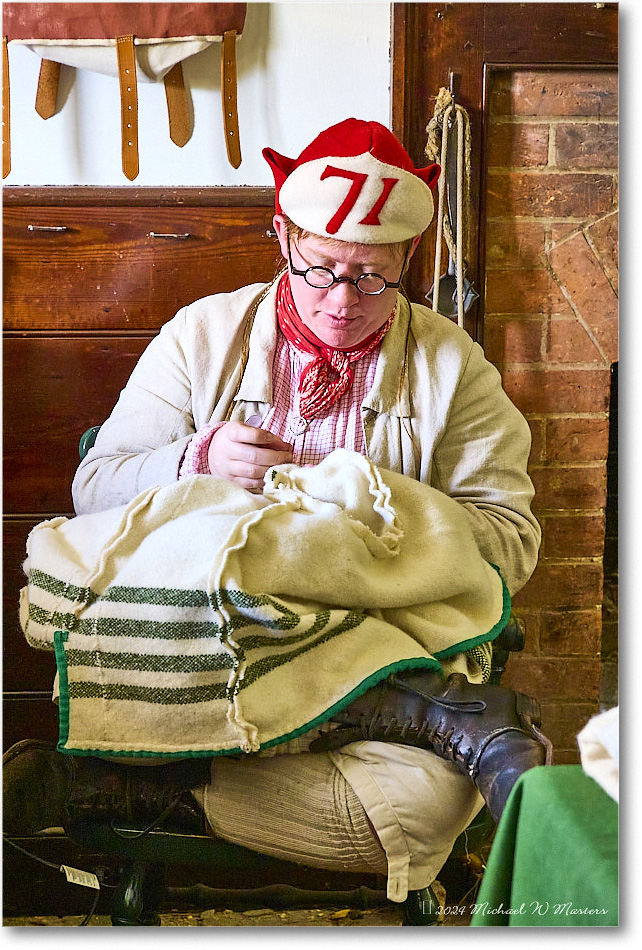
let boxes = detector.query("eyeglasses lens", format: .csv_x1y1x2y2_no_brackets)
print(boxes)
303,268,386,295
305,267,335,288
356,274,386,294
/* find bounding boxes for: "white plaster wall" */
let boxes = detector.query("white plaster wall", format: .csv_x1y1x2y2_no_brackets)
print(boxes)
4,1,393,186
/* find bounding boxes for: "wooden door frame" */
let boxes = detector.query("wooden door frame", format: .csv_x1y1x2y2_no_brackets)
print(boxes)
391,2,618,342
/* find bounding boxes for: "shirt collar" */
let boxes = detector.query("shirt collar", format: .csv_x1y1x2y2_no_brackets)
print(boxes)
234,282,412,418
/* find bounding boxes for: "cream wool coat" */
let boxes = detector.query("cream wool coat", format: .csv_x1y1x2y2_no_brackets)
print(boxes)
73,278,540,596
71,279,541,902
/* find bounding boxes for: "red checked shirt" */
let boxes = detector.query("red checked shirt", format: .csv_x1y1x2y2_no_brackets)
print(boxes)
178,329,380,477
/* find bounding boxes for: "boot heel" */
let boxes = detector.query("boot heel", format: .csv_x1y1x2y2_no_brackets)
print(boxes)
515,692,542,727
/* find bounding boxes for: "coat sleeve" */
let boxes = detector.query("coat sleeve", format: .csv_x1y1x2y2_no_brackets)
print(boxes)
430,339,541,596
72,308,196,514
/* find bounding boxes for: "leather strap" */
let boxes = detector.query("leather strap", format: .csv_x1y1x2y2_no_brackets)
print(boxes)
116,34,139,180
163,62,190,147
35,58,61,119
221,30,241,168
3,36,10,178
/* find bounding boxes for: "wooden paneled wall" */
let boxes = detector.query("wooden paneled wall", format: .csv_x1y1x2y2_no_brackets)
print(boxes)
3,186,279,749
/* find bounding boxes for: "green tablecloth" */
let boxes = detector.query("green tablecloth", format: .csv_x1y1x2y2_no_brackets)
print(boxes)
470,765,618,927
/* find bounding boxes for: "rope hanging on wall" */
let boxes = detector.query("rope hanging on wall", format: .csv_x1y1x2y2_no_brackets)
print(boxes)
425,86,477,328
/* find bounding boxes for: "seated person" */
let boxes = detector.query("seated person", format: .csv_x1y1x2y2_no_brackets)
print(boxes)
3,119,549,904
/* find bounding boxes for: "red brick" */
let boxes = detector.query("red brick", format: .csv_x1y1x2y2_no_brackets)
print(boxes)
546,417,610,462
543,514,606,558
504,654,600,701
485,268,572,315
538,702,599,751
488,121,549,167
546,317,605,363
540,607,602,655
487,171,616,219
550,223,579,242
530,465,607,510
484,316,544,364
501,368,611,414
547,232,619,363
585,211,618,289
513,560,603,609
485,220,547,267
554,123,618,169
490,70,618,118
483,68,617,725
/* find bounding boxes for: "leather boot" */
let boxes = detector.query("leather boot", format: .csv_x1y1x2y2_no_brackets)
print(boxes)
310,670,552,823
3,739,211,837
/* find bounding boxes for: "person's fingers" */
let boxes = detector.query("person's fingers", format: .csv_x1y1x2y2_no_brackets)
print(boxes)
236,446,293,469
225,452,290,482
208,421,293,489
232,422,293,453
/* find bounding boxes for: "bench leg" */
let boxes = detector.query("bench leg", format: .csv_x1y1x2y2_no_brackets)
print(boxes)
111,860,165,926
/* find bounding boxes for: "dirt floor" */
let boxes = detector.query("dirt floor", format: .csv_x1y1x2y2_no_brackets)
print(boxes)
3,879,477,927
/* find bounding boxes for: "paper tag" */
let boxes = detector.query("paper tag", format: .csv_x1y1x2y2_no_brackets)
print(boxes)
60,865,100,890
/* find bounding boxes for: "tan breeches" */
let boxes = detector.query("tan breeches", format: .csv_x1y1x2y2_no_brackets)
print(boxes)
200,751,388,875
197,650,488,883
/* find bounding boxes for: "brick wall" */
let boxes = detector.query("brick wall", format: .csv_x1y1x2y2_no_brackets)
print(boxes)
483,69,618,763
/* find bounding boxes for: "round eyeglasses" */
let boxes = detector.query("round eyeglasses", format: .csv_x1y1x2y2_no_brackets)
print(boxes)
287,236,408,296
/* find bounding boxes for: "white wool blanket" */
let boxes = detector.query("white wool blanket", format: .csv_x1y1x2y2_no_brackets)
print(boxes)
20,450,509,757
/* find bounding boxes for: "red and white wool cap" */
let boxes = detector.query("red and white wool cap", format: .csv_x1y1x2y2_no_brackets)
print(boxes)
263,118,441,245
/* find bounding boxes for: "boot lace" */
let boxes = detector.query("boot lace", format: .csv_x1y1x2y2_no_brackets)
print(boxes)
71,779,197,835
357,712,475,771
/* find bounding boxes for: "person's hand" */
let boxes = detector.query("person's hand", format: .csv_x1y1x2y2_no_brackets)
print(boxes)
208,421,293,493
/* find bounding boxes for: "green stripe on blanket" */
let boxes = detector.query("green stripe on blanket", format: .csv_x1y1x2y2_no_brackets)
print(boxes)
64,649,235,674
29,569,96,608
68,681,230,704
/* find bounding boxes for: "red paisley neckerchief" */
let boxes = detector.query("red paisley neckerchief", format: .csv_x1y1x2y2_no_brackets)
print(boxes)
276,273,396,420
